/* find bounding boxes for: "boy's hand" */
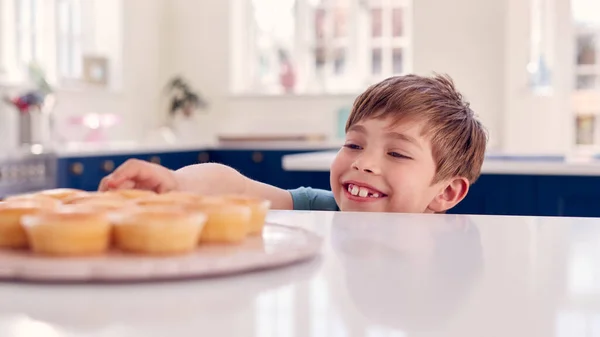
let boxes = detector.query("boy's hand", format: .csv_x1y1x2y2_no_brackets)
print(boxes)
98,159,178,193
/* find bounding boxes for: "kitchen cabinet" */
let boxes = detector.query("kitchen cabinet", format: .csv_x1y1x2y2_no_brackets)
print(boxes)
58,150,207,191
448,175,537,216
536,176,600,217
449,174,600,218
57,148,336,192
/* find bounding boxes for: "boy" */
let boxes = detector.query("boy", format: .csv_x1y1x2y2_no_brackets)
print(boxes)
99,74,487,213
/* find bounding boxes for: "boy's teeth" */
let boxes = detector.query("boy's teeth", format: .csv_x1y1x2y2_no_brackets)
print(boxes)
358,187,369,197
347,183,383,198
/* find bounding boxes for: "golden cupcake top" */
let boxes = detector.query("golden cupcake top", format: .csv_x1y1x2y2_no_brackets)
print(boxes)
111,206,207,226
105,189,157,200
21,208,110,228
4,194,63,208
0,200,59,214
36,188,88,201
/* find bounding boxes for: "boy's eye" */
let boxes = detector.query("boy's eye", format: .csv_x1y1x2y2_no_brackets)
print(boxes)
388,151,411,159
343,143,362,150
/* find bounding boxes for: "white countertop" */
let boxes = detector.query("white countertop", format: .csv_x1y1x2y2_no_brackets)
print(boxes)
0,210,598,336
282,150,600,176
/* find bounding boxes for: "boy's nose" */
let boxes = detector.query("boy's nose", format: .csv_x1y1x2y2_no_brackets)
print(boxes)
351,156,382,175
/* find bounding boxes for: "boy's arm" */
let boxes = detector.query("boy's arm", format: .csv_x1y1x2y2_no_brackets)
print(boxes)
174,163,293,210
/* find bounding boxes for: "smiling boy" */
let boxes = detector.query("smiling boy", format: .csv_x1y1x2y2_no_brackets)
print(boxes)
99,74,487,214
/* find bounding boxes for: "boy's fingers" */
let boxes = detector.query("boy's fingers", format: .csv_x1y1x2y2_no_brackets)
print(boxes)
98,176,110,191
118,180,136,190
97,159,173,193
108,160,144,185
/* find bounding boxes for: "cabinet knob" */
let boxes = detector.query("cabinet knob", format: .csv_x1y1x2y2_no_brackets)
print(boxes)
198,152,210,163
252,151,264,163
149,156,161,164
70,162,84,175
102,160,115,173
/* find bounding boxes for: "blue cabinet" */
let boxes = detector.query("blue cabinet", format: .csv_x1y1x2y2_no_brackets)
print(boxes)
536,176,600,217
58,150,207,191
58,148,337,192
210,149,334,190
449,174,600,218
448,175,537,216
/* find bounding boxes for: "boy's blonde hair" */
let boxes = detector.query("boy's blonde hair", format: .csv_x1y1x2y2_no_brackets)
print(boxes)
346,74,487,183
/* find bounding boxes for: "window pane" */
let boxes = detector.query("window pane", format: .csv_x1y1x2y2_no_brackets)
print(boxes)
73,40,83,78
315,47,326,70
334,48,345,75
576,75,597,90
371,8,382,37
371,48,382,75
392,8,403,37
58,37,70,76
58,1,70,34
17,0,32,28
315,8,326,41
72,0,82,36
18,35,32,65
577,34,597,65
392,48,403,74
333,7,347,38
576,115,595,145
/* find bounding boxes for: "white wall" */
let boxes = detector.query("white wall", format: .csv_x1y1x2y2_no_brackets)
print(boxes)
412,0,507,149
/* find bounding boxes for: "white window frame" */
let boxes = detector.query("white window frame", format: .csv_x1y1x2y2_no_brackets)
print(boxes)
230,0,413,96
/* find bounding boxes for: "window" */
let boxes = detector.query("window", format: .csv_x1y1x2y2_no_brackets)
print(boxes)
572,0,600,148
57,0,84,81
14,0,39,71
231,0,413,95
1,0,122,90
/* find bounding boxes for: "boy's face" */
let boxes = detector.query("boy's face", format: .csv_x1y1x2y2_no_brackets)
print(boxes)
330,117,466,213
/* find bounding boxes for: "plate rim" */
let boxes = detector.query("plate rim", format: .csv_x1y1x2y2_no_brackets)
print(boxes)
0,222,323,283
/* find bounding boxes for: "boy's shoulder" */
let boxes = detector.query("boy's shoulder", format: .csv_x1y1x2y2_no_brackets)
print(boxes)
288,187,339,211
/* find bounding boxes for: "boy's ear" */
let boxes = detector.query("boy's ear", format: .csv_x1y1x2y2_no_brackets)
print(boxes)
427,177,470,213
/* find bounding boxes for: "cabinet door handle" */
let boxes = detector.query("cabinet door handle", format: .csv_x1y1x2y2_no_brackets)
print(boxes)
102,160,115,173
70,162,84,175
252,151,264,163
149,156,161,164
198,152,210,163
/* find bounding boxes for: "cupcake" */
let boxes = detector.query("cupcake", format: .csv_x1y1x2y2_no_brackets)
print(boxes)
185,198,252,244
21,209,112,256
105,189,157,200
0,200,57,249
4,193,63,209
111,207,207,254
63,193,128,211
36,188,89,202
133,192,200,208
222,196,271,235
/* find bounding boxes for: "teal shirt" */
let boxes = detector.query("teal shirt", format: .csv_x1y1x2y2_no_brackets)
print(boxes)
288,187,340,211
